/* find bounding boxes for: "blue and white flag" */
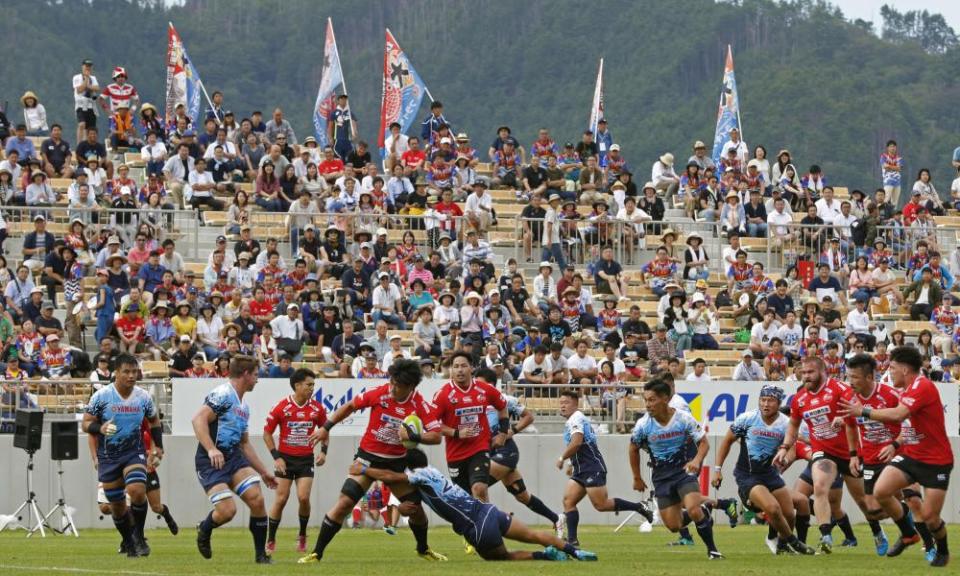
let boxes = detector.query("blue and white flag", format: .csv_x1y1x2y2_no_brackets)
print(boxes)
165,23,206,127
588,58,604,134
313,18,348,147
379,28,430,156
711,45,742,167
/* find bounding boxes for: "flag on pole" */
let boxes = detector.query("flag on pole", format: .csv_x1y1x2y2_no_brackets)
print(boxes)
588,58,604,134
711,45,742,167
378,28,429,156
165,23,207,127
313,18,348,147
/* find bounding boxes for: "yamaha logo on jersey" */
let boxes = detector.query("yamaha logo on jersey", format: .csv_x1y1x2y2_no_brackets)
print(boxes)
396,407,406,415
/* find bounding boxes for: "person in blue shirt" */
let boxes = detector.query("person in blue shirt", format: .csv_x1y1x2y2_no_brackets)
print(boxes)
193,355,278,564
712,385,815,555
350,447,595,561
420,101,450,148
83,353,162,557
629,379,723,559
328,94,355,160
594,119,612,165
558,390,652,547
474,368,562,531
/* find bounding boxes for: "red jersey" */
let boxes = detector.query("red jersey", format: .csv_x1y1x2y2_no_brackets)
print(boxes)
897,376,953,466
846,383,901,465
401,149,426,170
790,377,854,459
318,158,344,176
264,395,328,458
432,379,507,463
353,383,440,458
249,299,274,319
116,316,145,342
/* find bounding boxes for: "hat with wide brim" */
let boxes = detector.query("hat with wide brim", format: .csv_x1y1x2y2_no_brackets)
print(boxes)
686,232,703,245
464,291,482,304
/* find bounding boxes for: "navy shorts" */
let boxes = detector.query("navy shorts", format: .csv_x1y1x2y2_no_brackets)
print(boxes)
98,450,147,483
195,448,251,492
490,439,520,471
798,462,843,489
571,460,607,488
653,468,701,509
469,504,512,554
734,468,786,511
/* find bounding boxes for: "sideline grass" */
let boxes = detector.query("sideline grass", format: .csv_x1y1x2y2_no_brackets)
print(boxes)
0,523,953,575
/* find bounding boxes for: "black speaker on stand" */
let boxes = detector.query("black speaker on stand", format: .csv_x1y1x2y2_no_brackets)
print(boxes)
8,409,47,537
42,421,79,537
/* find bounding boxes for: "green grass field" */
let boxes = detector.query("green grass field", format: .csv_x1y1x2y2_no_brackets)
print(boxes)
0,523,954,575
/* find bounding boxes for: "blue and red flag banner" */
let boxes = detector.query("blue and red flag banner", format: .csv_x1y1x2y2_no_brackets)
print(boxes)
588,58,604,134
711,45,742,167
313,18,348,147
165,23,206,127
378,28,429,155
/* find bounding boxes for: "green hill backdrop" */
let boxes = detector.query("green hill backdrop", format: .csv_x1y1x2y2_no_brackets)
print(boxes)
2,0,959,192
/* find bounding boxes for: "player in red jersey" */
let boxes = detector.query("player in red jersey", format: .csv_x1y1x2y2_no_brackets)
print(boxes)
432,352,508,554
263,368,328,555
841,354,901,556
840,346,954,567
774,356,868,554
299,359,447,564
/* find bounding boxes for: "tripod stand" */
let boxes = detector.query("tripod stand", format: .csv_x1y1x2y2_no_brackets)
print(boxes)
10,451,47,537
41,460,79,537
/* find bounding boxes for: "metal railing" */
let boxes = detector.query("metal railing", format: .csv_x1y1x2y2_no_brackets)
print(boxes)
504,381,644,433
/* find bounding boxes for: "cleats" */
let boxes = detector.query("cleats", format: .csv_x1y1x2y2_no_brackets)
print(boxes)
543,546,569,561
196,524,212,559
418,549,448,562
668,536,695,547
764,537,778,555
574,549,598,561
874,531,889,556
637,501,655,524
926,546,938,563
841,537,858,547
929,553,950,567
819,535,833,555
297,535,307,553
787,538,816,556
886,534,920,557
707,550,725,560
297,553,320,564
164,514,179,535
722,500,739,528
464,539,475,555
383,525,397,536
255,555,273,564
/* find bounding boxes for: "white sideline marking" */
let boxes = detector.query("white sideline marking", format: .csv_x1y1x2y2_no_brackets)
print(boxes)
0,565,168,576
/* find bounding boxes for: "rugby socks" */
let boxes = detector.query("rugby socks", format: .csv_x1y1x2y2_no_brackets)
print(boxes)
694,508,718,553
561,542,579,557
409,520,429,554
767,524,777,541
680,510,692,526
249,516,268,557
916,522,935,550
931,522,949,556
796,514,810,543
819,523,833,538
867,519,883,537
526,496,559,524
836,514,856,541
313,515,342,557
267,517,281,542
131,501,148,540
893,501,918,538
565,510,580,543
112,511,134,545
679,527,694,541
199,510,222,535
613,498,645,514
299,515,309,537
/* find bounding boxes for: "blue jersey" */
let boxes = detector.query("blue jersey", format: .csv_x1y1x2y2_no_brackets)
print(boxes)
485,394,523,434
330,107,352,143
198,383,250,455
631,410,705,481
408,466,490,537
730,409,788,474
564,410,606,475
86,385,156,460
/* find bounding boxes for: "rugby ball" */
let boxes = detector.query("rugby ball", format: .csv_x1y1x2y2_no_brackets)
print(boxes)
402,414,423,449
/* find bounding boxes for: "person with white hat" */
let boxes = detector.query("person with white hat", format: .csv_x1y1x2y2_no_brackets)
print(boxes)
532,261,558,315
687,140,716,172
732,349,766,381
603,143,628,187
371,272,407,330
651,151,679,200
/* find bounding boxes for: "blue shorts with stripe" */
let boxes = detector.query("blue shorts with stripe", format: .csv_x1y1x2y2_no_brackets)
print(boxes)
468,503,512,553
195,448,251,492
98,450,148,483
734,467,786,510
490,439,520,471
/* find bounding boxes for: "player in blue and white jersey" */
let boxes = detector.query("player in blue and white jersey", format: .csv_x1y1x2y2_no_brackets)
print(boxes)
712,385,814,555
350,448,597,561
475,368,563,535
84,353,160,558
558,390,652,546
192,355,278,564
629,379,723,560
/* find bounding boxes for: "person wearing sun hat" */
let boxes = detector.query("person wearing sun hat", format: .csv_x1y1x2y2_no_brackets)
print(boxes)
683,232,710,281
459,291,485,347
532,260,558,315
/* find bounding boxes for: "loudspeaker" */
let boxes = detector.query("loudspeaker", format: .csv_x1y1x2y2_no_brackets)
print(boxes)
50,421,79,461
13,409,44,453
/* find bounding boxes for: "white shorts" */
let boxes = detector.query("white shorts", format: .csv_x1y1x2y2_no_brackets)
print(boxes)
97,482,131,506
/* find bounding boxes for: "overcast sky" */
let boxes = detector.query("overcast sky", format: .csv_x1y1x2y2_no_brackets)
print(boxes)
830,0,960,32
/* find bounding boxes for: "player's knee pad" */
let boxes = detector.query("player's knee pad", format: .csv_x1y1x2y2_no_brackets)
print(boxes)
236,475,261,496
123,469,148,486
506,479,526,496
104,487,127,503
901,488,921,500
209,490,234,505
340,478,365,504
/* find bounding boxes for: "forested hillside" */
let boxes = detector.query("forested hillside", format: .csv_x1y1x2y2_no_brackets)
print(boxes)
2,0,959,190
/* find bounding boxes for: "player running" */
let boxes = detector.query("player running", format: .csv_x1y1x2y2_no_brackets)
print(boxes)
352,448,597,561
630,380,723,560
299,358,447,563
774,356,869,554
432,352,508,553
712,384,814,555
839,345,954,567
475,368,563,536
558,390,653,547
83,353,160,558
192,355,278,564
263,368,328,554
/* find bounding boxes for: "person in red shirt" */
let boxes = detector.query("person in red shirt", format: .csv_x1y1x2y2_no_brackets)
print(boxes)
300,359,446,563
115,304,145,354
263,368,328,555
249,286,274,326
839,346,954,566
774,356,865,554
842,354,901,555
318,146,344,185
433,352,508,503
401,136,426,177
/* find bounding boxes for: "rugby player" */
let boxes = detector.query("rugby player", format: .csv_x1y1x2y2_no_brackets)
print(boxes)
193,355,279,564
